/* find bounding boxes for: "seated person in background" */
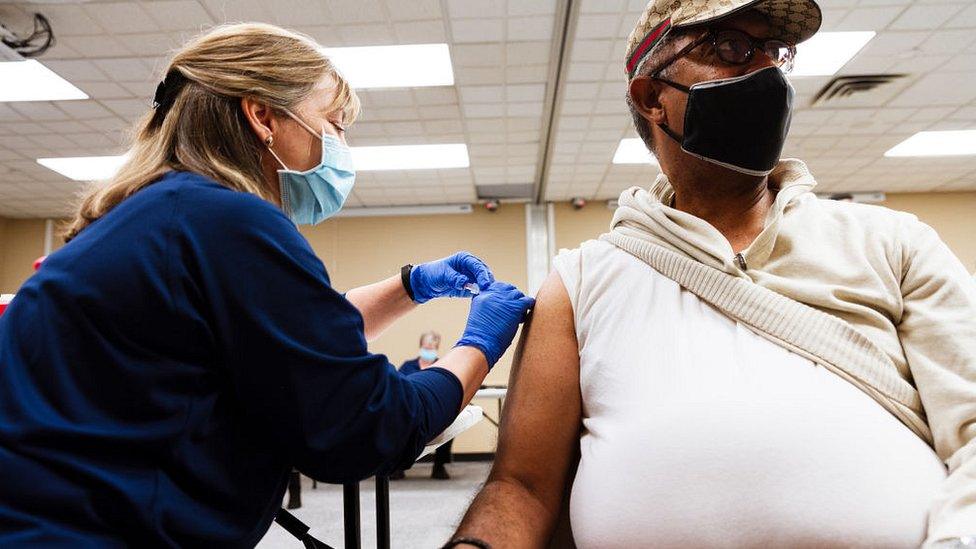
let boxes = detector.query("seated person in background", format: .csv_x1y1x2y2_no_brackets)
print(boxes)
393,331,454,480
447,1,976,548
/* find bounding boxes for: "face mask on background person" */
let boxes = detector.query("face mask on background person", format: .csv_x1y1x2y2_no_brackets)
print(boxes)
654,66,795,176
265,109,356,225
419,348,438,362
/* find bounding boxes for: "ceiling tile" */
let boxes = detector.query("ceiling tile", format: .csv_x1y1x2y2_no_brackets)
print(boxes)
57,35,134,58
506,42,551,65
890,72,976,107
575,14,620,39
326,0,387,24
143,0,214,31
84,2,159,34
386,0,442,20
835,6,905,31
41,60,110,83
509,0,557,16
945,3,976,29
20,5,99,36
393,20,447,43
888,3,965,30
447,0,505,19
508,16,554,42
452,19,505,43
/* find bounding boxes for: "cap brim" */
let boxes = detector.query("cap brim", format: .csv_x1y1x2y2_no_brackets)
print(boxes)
675,0,823,45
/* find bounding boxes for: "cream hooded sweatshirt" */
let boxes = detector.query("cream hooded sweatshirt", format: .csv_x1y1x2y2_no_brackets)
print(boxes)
605,159,976,546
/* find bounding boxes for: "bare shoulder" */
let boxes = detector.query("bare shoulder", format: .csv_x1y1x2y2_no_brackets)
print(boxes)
532,270,575,334
496,269,580,478
509,270,578,387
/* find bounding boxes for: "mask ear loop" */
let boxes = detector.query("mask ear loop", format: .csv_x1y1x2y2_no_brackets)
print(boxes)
657,122,684,144
654,77,691,94
264,109,327,172
283,109,325,141
650,78,690,145
264,135,290,171
282,108,332,173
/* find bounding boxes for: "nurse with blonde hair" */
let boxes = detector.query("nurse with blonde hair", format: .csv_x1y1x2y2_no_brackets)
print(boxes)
0,23,532,546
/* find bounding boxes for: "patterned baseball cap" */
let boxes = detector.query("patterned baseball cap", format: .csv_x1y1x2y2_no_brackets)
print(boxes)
625,0,822,78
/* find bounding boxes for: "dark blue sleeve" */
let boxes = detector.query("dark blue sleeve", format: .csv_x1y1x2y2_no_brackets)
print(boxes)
173,183,462,481
398,359,421,377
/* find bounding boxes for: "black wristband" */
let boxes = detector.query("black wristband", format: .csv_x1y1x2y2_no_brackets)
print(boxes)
441,537,492,549
400,264,415,302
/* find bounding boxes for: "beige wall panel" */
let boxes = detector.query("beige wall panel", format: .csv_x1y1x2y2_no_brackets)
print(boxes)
553,202,613,253
0,219,49,294
0,217,6,289
884,192,976,273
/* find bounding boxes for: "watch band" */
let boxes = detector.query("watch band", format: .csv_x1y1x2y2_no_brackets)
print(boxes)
441,537,492,549
400,264,415,302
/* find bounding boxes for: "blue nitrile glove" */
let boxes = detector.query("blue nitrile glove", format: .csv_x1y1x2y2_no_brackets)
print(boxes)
410,251,495,304
456,282,535,369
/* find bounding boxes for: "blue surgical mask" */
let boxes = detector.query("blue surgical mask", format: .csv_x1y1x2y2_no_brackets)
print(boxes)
267,110,356,225
419,348,438,362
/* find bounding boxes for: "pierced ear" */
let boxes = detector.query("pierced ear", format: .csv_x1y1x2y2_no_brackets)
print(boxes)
240,97,277,144
628,76,668,126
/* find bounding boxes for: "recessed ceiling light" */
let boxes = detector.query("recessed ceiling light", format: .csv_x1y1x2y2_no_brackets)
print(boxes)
791,31,876,77
322,43,454,89
884,130,976,157
613,138,659,165
351,143,469,171
37,155,128,181
38,144,471,180
0,59,89,102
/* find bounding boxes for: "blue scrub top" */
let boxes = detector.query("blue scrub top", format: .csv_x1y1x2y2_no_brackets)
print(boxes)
398,358,428,376
0,171,463,547
399,357,443,377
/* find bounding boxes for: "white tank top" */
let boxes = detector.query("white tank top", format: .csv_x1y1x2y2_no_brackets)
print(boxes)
552,240,946,549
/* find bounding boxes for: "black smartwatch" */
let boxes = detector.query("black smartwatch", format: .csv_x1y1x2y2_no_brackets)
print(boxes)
400,264,415,302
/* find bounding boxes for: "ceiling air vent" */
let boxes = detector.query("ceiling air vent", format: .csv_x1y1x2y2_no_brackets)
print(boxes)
811,74,906,106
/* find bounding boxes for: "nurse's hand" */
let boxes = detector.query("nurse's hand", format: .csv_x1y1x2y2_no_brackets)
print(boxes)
410,251,495,304
456,282,534,369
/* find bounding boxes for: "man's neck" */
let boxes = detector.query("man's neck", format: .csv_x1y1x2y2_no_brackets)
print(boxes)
669,166,776,254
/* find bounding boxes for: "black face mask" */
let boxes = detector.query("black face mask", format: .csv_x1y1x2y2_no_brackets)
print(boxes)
655,66,795,176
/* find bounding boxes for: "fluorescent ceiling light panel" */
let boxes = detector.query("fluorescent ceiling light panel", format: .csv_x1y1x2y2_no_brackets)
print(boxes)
613,138,659,165
322,43,454,89
351,143,469,171
37,155,127,181
791,31,875,77
0,60,88,102
884,130,976,157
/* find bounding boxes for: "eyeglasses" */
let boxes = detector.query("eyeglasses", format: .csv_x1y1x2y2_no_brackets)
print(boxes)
650,29,796,76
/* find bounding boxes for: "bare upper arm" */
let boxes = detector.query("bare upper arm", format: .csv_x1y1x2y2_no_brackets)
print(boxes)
489,269,582,513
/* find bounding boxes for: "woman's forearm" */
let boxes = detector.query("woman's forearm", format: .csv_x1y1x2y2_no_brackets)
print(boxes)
345,274,416,341
432,346,489,406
